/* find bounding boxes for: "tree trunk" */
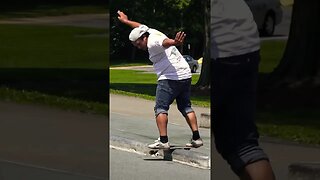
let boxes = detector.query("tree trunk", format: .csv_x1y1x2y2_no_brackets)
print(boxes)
195,0,210,89
258,0,320,109
267,0,320,88
131,46,136,62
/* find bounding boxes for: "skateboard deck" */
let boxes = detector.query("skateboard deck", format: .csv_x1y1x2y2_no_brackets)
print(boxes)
148,145,193,156
148,145,193,150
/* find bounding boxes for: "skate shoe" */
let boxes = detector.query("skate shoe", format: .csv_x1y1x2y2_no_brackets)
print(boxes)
186,138,203,148
148,138,170,149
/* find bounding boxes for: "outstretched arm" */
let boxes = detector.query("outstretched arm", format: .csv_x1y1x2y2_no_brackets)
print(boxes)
162,31,186,48
117,10,141,28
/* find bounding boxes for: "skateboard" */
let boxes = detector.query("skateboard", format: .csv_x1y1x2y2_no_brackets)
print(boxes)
148,145,193,156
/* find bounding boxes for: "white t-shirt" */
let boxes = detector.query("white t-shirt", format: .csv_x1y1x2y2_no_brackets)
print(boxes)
211,0,260,59
145,27,192,81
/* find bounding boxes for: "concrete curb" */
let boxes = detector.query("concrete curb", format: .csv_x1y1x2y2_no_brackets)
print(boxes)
289,162,320,180
110,136,210,169
199,113,210,128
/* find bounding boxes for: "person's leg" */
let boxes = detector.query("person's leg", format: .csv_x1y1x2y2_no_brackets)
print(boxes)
211,51,275,179
223,144,274,180
184,111,199,132
236,52,274,180
155,113,169,144
156,113,168,137
176,78,197,130
176,78,203,147
239,160,275,180
149,80,174,148
176,78,198,132
184,113,203,147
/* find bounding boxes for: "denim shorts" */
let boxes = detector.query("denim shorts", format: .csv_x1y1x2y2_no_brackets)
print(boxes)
154,78,194,117
211,50,269,175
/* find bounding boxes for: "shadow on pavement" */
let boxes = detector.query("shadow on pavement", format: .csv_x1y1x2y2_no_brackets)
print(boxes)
0,68,108,103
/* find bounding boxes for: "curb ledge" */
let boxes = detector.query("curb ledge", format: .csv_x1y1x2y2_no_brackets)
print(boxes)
199,113,210,128
110,136,210,169
289,162,320,180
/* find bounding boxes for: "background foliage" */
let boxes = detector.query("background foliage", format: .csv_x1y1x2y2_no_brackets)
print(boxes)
109,0,205,63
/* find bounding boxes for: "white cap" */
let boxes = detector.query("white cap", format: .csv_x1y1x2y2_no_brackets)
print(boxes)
129,25,149,41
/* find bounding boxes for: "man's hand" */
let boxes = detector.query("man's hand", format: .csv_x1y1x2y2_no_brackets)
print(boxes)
117,10,141,28
162,31,186,48
162,32,186,48
117,10,128,24
174,31,186,46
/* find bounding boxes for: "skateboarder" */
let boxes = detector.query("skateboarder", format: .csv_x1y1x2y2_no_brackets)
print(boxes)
117,10,203,149
211,0,275,179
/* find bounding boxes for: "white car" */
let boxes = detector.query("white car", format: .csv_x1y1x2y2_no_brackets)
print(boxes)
245,0,283,36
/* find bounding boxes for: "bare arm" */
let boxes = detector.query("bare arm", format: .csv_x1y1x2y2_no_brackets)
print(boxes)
117,10,141,28
162,31,186,48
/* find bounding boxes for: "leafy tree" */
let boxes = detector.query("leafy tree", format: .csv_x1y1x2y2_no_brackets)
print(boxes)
110,0,204,62
266,0,320,88
257,1,320,111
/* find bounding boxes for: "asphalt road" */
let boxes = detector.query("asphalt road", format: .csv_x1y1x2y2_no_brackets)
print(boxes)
110,148,210,180
0,101,108,178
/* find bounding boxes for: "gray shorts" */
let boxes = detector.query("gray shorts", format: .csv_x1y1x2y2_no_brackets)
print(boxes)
154,78,194,117
211,50,270,175
224,143,269,175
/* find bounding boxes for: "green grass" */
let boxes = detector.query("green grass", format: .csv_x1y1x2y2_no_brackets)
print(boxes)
257,40,320,145
0,24,108,68
259,40,287,73
0,87,108,115
110,70,157,84
0,24,108,114
257,109,320,145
